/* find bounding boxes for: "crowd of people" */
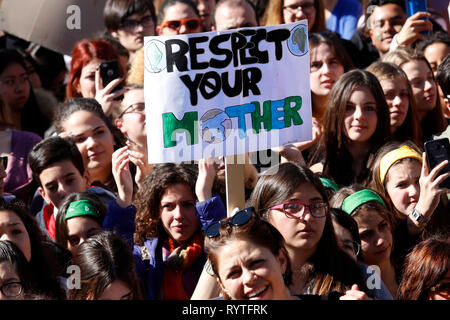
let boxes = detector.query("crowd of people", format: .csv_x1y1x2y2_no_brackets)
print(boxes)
0,0,449,301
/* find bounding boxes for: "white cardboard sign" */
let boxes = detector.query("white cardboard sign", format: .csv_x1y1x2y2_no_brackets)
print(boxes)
144,21,312,164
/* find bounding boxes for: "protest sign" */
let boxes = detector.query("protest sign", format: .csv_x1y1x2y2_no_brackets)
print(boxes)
0,0,106,55
144,21,312,164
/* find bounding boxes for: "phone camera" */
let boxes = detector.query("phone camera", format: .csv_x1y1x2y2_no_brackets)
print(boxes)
107,69,114,77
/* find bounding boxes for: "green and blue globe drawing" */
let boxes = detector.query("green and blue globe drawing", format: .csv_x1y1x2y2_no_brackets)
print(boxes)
287,24,309,56
145,39,167,73
200,109,232,144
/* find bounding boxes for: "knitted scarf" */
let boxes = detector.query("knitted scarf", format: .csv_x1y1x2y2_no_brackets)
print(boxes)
161,232,203,300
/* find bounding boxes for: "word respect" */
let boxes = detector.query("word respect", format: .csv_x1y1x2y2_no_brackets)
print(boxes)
164,28,291,105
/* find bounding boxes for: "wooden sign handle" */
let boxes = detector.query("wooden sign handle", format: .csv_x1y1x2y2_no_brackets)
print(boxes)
224,155,246,217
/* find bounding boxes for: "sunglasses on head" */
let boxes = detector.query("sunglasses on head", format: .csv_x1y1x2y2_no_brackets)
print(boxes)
204,207,254,238
160,17,201,31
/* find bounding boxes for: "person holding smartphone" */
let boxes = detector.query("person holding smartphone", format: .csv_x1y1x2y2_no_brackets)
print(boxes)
66,39,127,116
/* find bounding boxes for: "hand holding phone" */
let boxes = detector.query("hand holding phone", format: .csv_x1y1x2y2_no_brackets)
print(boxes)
405,0,430,35
99,60,124,101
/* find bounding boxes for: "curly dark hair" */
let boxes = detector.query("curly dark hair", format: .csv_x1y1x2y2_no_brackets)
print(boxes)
133,163,198,246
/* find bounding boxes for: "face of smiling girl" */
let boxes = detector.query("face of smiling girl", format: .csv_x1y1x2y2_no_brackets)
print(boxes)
215,239,289,300
60,110,115,183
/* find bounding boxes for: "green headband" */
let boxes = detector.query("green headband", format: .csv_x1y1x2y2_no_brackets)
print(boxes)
341,189,385,215
319,177,340,191
65,200,100,220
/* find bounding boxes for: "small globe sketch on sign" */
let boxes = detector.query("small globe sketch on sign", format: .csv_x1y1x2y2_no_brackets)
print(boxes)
145,40,167,73
287,24,309,56
200,109,232,144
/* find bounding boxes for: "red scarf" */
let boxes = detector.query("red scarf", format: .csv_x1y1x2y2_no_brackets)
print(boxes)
161,232,203,300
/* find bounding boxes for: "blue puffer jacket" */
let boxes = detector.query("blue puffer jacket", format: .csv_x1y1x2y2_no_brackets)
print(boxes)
133,195,226,300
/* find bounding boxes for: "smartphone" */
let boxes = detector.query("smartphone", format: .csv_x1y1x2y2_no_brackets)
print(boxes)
99,60,124,100
405,0,429,35
424,138,450,189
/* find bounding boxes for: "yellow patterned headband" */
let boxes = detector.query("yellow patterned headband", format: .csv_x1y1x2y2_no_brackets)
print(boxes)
379,145,422,184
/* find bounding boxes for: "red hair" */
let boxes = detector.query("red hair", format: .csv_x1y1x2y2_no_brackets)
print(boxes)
66,39,121,98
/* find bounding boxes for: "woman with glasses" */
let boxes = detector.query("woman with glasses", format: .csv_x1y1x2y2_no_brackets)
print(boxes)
104,0,157,63
0,240,30,300
398,233,450,300
66,39,127,116
249,162,372,297
263,0,326,33
156,0,204,35
204,207,372,300
330,186,399,298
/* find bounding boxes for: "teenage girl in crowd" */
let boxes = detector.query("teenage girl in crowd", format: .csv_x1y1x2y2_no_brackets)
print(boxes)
203,207,371,300
68,231,143,300
263,0,326,33
0,92,41,205
249,162,373,297
398,233,450,300
309,31,354,126
330,186,400,298
308,69,391,187
280,31,355,164
366,61,422,146
383,48,447,142
368,140,450,244
0,49,50,137
0,199,67,299
0,240,32,300
133,162,226,299
66,39,127,116
53,98,144,195
55,140,142,253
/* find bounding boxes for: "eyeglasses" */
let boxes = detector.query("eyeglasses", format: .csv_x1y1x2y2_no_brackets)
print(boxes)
0,156,7,170
269,201,328,219
0,281,23,298
342,239,361,256
283,2,316,15
160,18,201,32
119,15,154,32
204,207,254,238
118,102,145,118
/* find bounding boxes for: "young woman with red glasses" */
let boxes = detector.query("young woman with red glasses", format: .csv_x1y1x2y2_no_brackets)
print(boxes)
249,162,374,297
156,0,203,35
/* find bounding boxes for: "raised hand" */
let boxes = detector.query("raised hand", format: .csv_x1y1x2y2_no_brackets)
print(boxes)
196,158,217,202
112,146,133,208
94,66,126,116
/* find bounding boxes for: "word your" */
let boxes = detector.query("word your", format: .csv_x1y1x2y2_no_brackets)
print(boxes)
163,96,303,148
66,5,81,30
165,29,290,105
